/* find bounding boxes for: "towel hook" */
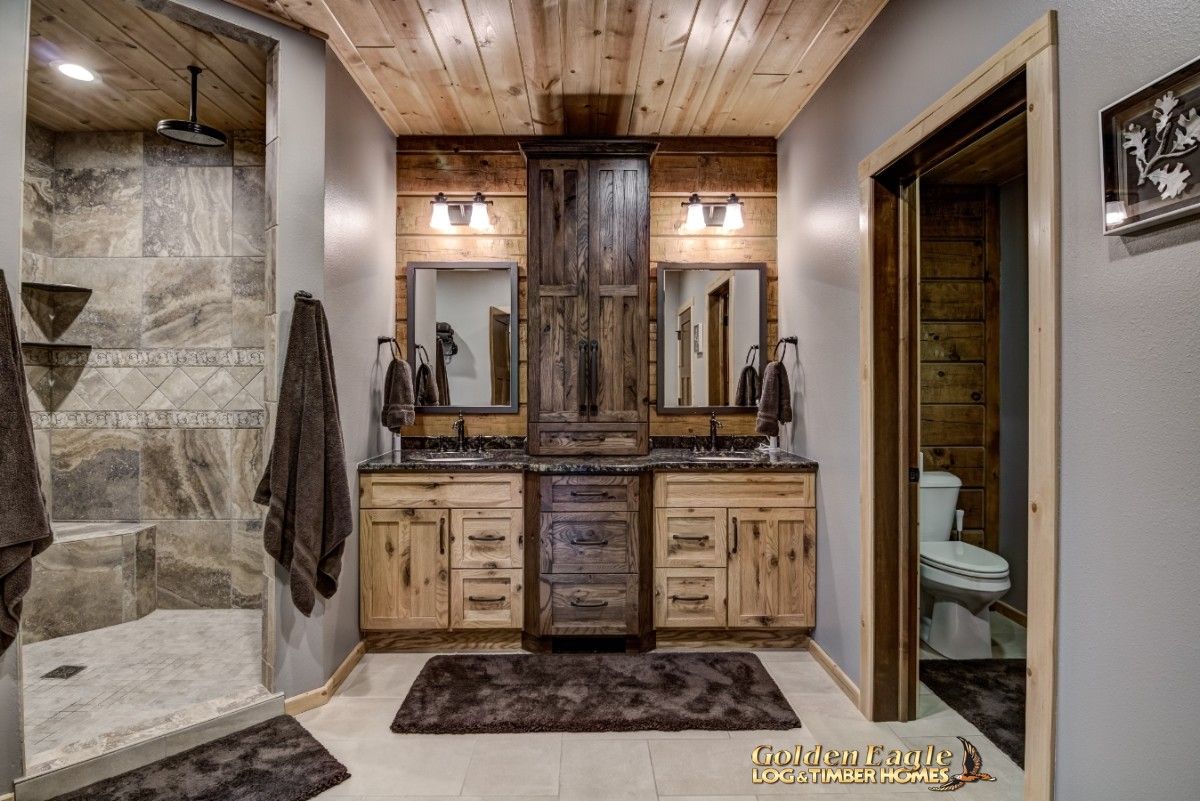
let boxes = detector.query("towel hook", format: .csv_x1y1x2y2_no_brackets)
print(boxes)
774,336,797,361
377,335,401,361
744,343,760,366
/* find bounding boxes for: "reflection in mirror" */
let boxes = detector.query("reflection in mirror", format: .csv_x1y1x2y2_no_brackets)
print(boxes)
407,261,519,413
657,263,766,413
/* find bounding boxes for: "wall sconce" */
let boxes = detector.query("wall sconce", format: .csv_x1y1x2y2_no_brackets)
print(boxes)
430,192,493,231
681,193,745,231
1104,191,1127,227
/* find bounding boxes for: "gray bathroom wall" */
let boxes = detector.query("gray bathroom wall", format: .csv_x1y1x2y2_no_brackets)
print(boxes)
1,1,32,793
776,1,1200,798
998,177,1029,614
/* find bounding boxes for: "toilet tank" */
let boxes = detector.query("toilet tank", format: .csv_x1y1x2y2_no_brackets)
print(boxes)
919,470,962,542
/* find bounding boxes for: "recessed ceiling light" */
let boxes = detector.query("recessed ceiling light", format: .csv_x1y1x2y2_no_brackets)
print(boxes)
56,63,95,82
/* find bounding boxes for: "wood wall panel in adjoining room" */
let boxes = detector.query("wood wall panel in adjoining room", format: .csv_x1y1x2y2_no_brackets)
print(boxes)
919,185,1000,552
394,137,777,438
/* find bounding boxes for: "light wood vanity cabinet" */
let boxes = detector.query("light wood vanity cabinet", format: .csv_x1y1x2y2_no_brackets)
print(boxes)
359,474,524,632
653,473,816,630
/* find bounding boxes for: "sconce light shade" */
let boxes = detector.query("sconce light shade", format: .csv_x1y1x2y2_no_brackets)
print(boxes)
1104,193,1127,227
723,194,744,231
430,192,452,230
469,192,491,230
684,193,706,231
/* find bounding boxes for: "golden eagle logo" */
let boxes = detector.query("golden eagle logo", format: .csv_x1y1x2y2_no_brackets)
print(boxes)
929,737,997,792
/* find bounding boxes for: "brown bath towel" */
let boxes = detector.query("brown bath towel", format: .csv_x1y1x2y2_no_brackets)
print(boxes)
434,338,451,406
735,363,760,406
382,357,415,431
255,295,352,616
414,360,438,406
756,360,793,437
0,270,53,654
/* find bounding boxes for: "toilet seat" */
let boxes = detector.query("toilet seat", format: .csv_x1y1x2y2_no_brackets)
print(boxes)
920,541,1009,580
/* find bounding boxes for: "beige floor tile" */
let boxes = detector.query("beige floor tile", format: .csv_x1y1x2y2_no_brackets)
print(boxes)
462,733,562,796
649,737,850,796
560,738,657,801
295,697,403,739
315,733,476,796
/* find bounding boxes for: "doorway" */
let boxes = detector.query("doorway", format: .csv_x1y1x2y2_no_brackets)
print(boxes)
858,13,1059,801
706,278,731,405
677,304,693,405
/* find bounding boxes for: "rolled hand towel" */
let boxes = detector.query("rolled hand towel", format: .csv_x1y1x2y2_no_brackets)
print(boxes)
414,361,438,406
382,357,416,431
735,363,760,406
434,338,451,406
756,360,793,437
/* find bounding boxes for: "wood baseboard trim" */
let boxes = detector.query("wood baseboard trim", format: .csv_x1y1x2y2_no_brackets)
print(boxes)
284,640,366,716
653,629,809,649
2,790,15,801
365,629,522,651
994,601,1028,628
807,638,860,708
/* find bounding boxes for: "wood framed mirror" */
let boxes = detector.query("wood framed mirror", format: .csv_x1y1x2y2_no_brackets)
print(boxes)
406,261,519,414
656,262,768,415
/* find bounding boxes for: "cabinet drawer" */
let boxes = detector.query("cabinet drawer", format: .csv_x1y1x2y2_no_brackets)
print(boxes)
451,509,524,568
654,472,814,508
539,512,637,573
538,574,638,636
451,569,523,629
654,568,727,629
360,473,523,509
654,508,727,568
541,475,639,511
530,423,647,456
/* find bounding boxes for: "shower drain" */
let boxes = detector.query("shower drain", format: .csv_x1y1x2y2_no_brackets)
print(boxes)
42,665,86,679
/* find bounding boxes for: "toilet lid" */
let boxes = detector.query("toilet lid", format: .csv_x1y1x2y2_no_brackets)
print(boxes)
920,541,1009,579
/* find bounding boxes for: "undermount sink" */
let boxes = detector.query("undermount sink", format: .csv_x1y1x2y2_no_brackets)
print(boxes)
410,451,494,463
692,450,763,463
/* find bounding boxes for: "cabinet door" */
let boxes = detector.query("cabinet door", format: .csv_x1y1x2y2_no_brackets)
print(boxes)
727,508,815,628
588,159,648,423
528,159,590,423
360,509,449,630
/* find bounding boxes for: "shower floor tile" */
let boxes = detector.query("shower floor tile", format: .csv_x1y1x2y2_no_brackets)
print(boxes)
21,609,263,765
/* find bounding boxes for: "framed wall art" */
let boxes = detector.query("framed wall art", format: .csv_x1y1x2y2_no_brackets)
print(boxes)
1100,54,1200,235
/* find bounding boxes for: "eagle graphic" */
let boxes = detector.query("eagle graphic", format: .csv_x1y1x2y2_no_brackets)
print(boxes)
929,737,997,792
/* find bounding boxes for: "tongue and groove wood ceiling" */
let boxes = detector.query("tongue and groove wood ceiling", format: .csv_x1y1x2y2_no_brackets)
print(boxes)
226,0,887,137
27,0,268,132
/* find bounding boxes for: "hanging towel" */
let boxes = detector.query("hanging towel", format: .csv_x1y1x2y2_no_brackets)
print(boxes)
755,360,793,437
434,338,451,406
735,363,760,406
0,270,53,655
255,295,352,617
381,357,416,431
414,360,439,406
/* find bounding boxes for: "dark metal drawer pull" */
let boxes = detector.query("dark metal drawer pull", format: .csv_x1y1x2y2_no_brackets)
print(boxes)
569,598,609,608
570,490,612,497
468,594,506,603
671,534,709,542
439,518,446,555
669,594,710,603
569,536,610,546
730,517,739,554
467,533,505,542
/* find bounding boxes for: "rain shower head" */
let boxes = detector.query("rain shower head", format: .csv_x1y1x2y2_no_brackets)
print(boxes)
157,66,227,148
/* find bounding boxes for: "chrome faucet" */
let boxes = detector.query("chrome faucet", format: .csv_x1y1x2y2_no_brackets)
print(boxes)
452,414,467,451
709,411,723,452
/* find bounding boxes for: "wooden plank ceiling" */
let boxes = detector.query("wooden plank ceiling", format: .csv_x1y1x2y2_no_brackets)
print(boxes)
27,0,268,132
225,0,888,137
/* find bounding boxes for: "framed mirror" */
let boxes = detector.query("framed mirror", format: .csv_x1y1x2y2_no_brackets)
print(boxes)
407,261,519,413
656,262,767,414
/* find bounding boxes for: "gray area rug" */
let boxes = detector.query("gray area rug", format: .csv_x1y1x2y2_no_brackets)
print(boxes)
50,715,349,801
391,652,800,734
919,658,1026,767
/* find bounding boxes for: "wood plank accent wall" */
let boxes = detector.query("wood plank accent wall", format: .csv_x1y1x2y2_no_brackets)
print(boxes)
395,137,777,437
919,185,1000,552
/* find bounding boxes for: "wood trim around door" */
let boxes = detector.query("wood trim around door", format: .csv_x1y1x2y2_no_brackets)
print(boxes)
857,12,1059,801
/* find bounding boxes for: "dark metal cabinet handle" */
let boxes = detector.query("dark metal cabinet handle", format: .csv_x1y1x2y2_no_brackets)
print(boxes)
588,340,599,415
671,534,709,542
730,517,739,554
570,531,610,546
570,489,610,497
570,598,609,608
578,339,590,415
669,594,710,603
438,518,446,555
468,595,505,603
467,533,505,542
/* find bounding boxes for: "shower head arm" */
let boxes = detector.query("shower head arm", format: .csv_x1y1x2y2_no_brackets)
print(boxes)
187,66,201,124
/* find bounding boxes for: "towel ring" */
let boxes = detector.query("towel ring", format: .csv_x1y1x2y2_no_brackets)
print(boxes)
377,335,402,361
744,344,760,366
774,336,797,361
414,343,432,366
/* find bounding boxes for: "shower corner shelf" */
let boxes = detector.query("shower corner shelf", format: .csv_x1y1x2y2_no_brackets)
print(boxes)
21,281,93,297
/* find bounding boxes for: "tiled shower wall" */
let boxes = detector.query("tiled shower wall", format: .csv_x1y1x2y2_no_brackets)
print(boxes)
20,122,268,611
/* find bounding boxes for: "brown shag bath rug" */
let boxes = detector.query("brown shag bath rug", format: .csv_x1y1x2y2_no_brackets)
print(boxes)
920,658,1026,768
391,652,800,734
50,715,349,801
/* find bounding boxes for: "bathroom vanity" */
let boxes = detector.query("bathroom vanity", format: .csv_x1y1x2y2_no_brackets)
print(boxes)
357,449,817,651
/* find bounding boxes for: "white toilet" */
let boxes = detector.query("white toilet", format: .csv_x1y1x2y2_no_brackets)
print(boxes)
919,468,1010,659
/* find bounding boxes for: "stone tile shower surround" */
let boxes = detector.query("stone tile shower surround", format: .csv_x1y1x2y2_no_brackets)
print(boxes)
20,124,269,613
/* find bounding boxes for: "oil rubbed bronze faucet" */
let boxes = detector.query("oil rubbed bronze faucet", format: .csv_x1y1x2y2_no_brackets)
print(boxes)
709,411,723,451
452,413,467,451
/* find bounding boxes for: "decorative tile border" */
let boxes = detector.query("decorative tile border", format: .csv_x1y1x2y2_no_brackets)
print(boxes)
42,348,266,367
32,410,265,429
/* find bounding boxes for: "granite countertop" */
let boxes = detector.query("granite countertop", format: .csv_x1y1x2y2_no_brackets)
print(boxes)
359,447,817,474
